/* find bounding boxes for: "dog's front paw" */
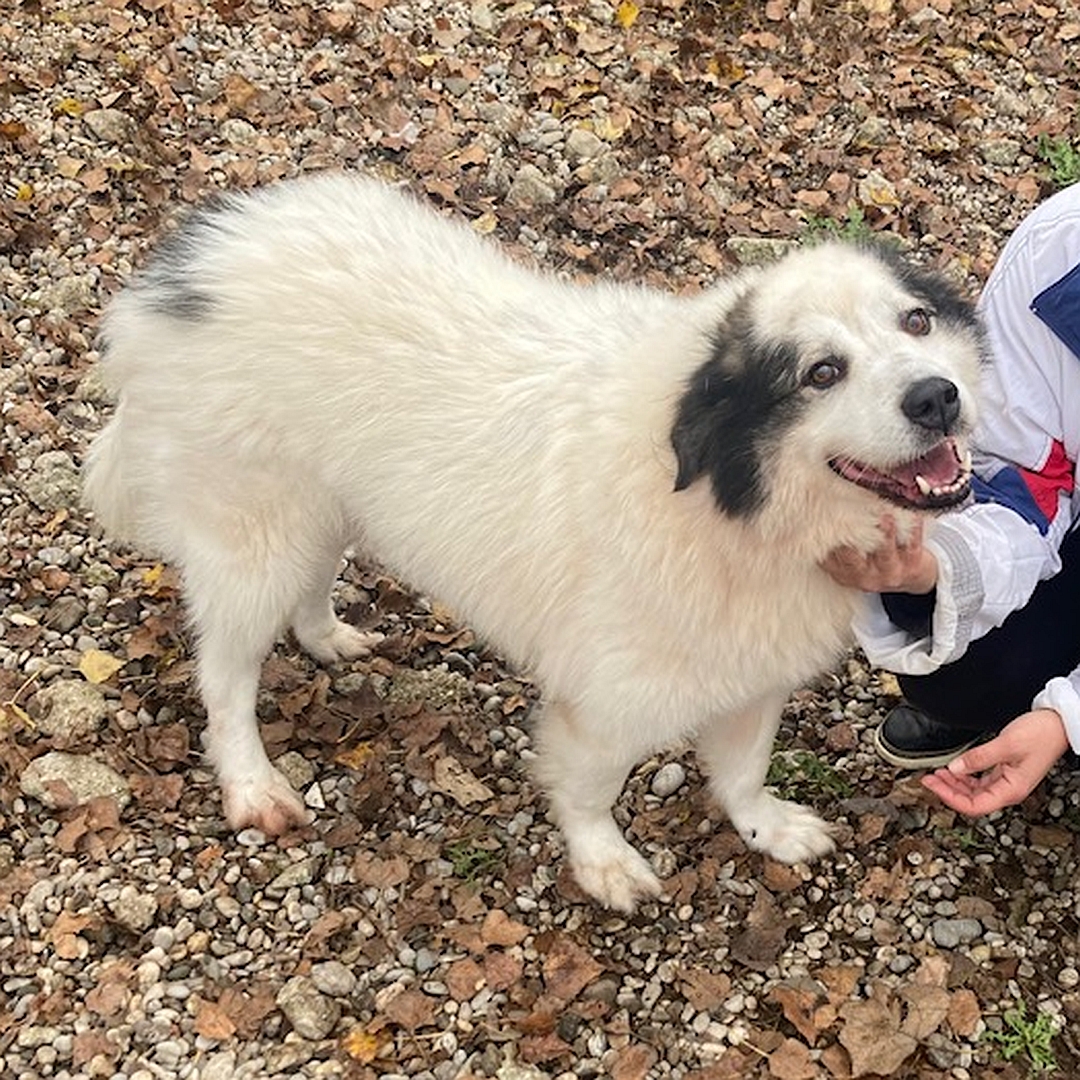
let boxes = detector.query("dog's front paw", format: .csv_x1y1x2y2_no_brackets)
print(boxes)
298,621,384,665
732,793,835,864
570,839,663,913
221,767,314,836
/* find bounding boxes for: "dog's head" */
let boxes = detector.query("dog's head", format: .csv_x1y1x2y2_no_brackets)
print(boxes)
671,242,984,523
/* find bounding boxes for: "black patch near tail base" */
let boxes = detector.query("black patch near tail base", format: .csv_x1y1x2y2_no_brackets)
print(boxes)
137,198,232,321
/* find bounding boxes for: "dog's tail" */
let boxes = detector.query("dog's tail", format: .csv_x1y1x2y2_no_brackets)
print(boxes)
82,405,138,541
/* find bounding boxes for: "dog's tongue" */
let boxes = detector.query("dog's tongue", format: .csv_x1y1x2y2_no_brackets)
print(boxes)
893,440,960,487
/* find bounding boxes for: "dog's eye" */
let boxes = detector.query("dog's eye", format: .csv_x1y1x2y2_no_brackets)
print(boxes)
803,357,846,390
900,308,933,336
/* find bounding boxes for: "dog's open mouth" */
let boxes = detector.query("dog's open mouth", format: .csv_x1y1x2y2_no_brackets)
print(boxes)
829,436,973,511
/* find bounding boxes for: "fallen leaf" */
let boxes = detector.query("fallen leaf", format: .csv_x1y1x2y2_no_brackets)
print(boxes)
730,887,790,970
768,1037,817,1080
78,649,125,685
680,966,733,1011
611,1043,659,1080
353,851,410,888
615,1,640,29
541,932,604,1001
432,755,494,806
481,908,530,946
382,987,438,1030
194,998,238,1040
947,988,981,1038
334,742,376,770
771,978,829,1044
484,950,525,991
341,1027,382,1063
899,983,950,1040
838,995,917,1078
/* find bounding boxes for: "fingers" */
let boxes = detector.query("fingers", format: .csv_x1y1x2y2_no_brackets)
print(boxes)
921,770,1006,816
945,741,1003,778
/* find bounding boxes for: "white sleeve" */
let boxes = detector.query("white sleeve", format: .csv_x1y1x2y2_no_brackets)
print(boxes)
1033,677,1080,755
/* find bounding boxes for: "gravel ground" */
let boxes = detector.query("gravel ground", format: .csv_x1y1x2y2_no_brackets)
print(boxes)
3,1,1080,1078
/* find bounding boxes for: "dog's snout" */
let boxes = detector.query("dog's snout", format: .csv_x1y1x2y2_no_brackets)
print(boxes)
901,376,961,434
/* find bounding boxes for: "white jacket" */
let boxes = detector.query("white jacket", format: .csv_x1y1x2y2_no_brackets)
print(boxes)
854,183,1080,749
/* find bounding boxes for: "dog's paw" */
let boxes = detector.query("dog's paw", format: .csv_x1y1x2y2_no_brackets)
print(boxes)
732,793,835,865
571,842,663,913
222,767,314,836
298,621,384,664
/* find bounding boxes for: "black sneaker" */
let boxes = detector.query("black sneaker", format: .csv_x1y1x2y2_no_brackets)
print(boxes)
873,703,995,770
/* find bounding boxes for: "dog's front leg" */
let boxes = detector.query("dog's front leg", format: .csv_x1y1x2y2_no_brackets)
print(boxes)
196,618,313,837
533,701,662,913
699,693,835,864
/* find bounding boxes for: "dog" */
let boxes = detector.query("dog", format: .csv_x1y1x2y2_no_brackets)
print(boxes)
84,172,983,912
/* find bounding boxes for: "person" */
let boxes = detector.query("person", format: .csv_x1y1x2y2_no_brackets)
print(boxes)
823,181,1080,817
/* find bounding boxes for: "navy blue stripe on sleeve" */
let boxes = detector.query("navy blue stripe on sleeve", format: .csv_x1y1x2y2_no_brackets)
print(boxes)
1032,261,1080,362
970,470,1052,535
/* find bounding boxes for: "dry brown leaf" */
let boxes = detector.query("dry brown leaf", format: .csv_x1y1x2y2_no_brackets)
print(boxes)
446,957,485,1001
484,950,525,992
768,1037,818,1080
680,966,733,1012
838,995,917,1078
771,979,829,1044
480,908,530,946
353,851,410,888
611,1043,659,1080
946,988,982,1038
899,983,950,1040
541,932,604,1001
382,987,438,1030
730,887,790,971
432,755,494,806
49,910,97,959
217,986,278,1039
85,979,130,1020
71,1031,117,1069
193,998,238,1040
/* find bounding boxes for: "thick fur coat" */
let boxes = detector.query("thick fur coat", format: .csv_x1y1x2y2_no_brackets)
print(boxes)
85,173,983,910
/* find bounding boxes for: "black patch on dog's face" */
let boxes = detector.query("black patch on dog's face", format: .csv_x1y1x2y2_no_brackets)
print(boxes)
867,244,978,332
671,301,805,517
138,201,229,321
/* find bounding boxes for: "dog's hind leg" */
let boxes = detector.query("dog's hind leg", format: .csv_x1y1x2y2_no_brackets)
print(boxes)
699,693,835,864
180,511,327,836
533,700,663,913
289,542,384,664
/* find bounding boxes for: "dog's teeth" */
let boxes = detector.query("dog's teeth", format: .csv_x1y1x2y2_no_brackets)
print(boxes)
915,475,932,496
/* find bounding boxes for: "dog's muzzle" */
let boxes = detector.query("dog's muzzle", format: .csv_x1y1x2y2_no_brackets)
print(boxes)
828,436,973,511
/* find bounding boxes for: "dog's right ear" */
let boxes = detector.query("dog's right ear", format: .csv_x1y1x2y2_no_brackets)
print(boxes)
671,365,722,493
670,315,802,517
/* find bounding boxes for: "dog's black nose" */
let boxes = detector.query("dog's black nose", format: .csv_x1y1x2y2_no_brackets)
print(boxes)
901,376,961,433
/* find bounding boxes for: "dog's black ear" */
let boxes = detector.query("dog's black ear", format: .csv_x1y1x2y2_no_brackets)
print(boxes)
671,366,722,493
671,322,803,517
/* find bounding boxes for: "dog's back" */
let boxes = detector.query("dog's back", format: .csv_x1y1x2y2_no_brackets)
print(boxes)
84,173,711,672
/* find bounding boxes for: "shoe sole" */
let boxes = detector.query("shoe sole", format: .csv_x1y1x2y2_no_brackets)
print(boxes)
872,724,987,771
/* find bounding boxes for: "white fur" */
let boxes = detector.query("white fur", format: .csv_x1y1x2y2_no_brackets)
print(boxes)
84,173,981,910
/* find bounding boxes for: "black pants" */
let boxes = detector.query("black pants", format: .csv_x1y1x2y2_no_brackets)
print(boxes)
895,526,1080,733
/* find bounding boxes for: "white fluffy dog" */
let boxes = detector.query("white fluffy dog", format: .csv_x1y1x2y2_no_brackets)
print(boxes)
85,173,982,911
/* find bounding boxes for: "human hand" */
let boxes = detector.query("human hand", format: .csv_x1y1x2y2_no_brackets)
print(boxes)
921,708,1070,816
820,515,938,593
